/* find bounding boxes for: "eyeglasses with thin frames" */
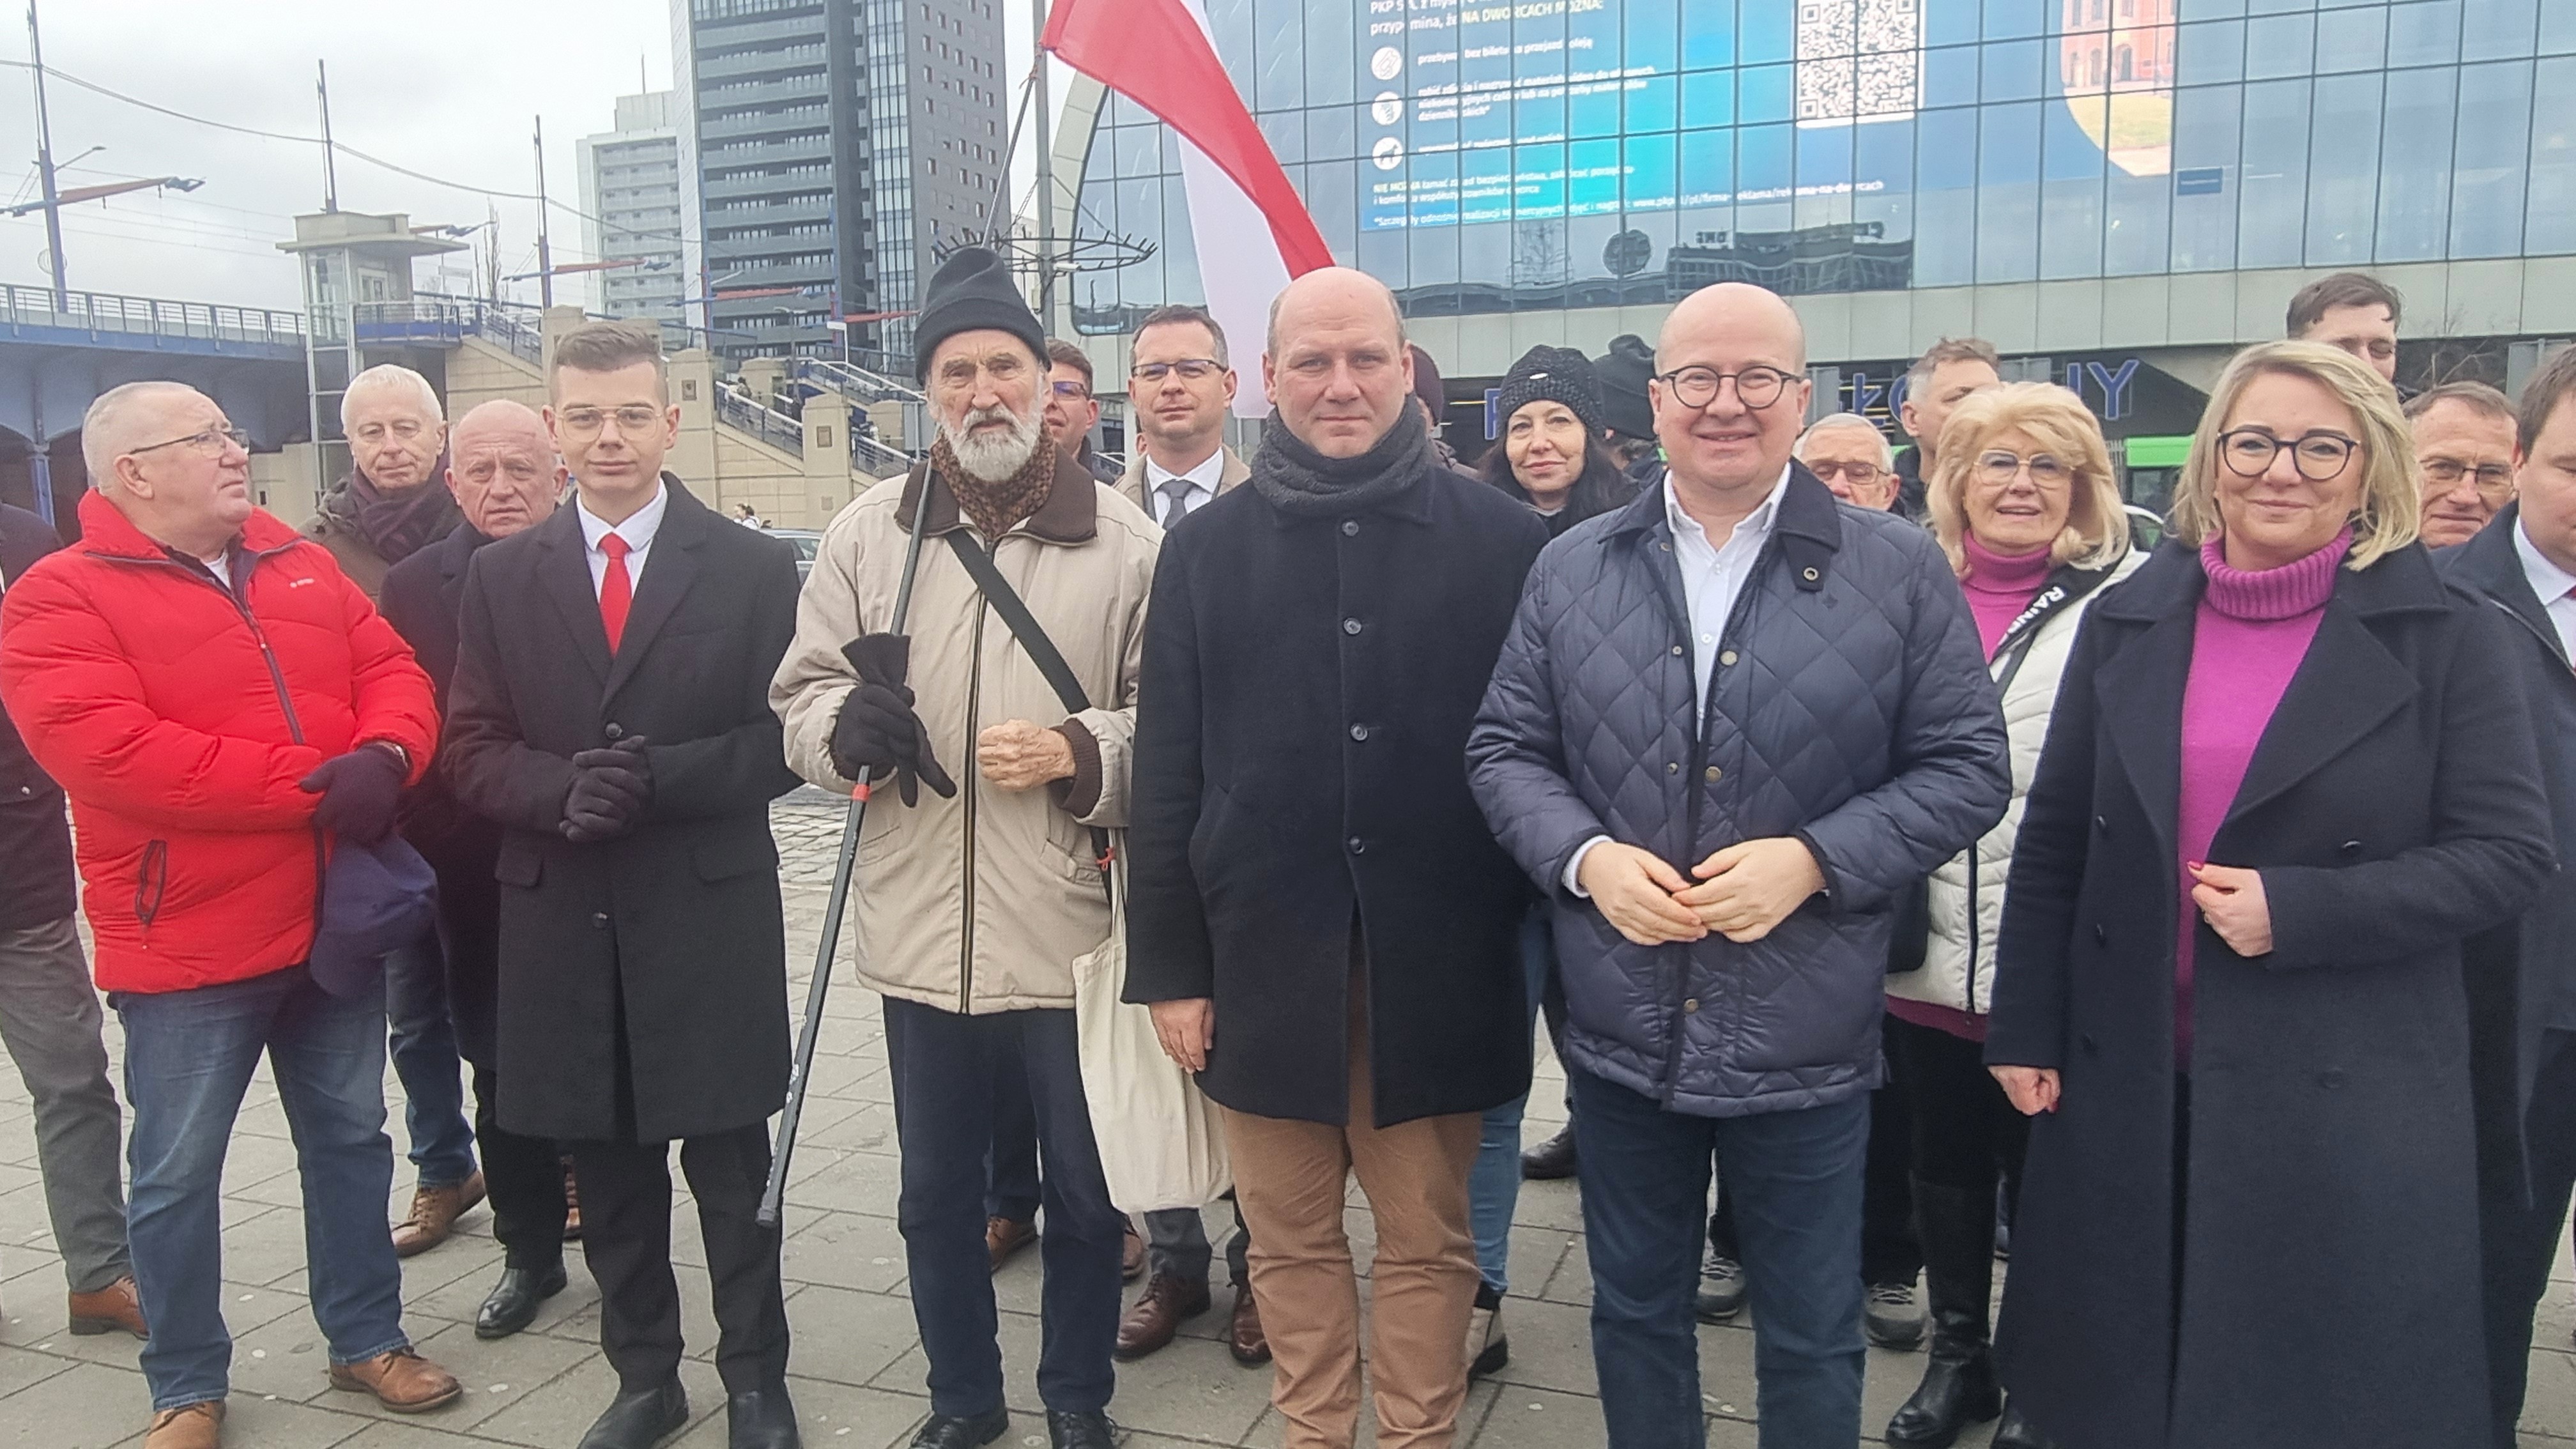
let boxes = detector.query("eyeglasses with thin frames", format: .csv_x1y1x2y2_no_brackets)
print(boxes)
556,406,667,438
128,425,251,460
1804,460,1883,485
2419,458,2515,497
1975,452,2074,488
1131,358,1224,383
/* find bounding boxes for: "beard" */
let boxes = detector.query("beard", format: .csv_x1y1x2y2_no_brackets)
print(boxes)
937,400,1046,483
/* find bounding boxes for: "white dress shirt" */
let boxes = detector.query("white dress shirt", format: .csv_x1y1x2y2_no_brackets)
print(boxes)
577,479,670,599
1144,448,1225,526
1564,464,1791,896
2514,516,2576,664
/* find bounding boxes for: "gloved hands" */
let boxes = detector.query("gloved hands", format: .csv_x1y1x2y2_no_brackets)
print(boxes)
562,736,653,844
300,744,410,844
829,634,955,806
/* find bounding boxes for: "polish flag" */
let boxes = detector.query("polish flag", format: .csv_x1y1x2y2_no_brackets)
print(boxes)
1043,0,1335,417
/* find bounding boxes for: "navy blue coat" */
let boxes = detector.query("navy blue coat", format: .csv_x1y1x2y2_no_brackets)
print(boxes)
1468,465,2010,1117
0,503,71,930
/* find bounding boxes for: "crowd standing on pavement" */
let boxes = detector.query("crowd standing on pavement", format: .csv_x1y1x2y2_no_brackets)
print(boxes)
0,250,2572,1449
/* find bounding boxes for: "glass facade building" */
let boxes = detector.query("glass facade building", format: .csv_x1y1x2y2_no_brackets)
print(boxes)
1067,0,2576,347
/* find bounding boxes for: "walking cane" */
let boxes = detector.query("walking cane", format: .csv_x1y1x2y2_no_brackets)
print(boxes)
759,475,937,1230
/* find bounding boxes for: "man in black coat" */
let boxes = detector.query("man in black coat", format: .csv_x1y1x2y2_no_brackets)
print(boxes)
2445,343,2576,1448
444,323,806,1449
1126,267,1547,1448
379,400,574,1344
0,501,144,1340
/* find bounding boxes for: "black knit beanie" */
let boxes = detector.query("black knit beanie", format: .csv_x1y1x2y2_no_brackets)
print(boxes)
1591,334,1657,440
1497,345,1606,436
912,246,1046,383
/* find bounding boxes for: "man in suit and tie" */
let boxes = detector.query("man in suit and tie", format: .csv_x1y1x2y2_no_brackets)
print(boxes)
379,400,575,1344
444,323,807,1449
1114,305,1250,528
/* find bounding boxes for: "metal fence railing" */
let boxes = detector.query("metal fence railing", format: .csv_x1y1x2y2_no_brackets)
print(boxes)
715,388,806,454
0,284,303,349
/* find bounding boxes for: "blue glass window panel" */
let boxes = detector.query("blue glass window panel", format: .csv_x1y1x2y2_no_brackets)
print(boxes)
1855,116,1917,251
1206,0,1255,92
1683,0,1738,68
2244,13,2317,77
1627,132,1680,212
1742,1,1793,63
1354,227,1404,291
1410,203,1460,286
1309,105,1357,162
2042,94,2109,279
1515,142,1569,218
1629,73,1680,134
1627,0,1682,68
1570,137,1624,217
2374,65,2458,258
2105,163,2175,275
2168,84,2247,273
1683,71,1736,127
1259,111,1304,165
1568,214,1625,286
1740,124,1794,201
1409,84,1460,157
2180,0,2250,16
1984,0,2047,40
1406,146,1462,229
1797,117,1855,192
1162,176,1204,304
1741,65,1795,123
2247,0,2314,13
1915,111,1981,286
1516,86,1568,147
1680,128,1735,208
2316,5,2389,69
1306,1,1355,107
1461,72,1515,151
2178,20,2248,82
2235,79,2312,268
1460,144,1515,226
1117,177,1166,308
1307,159,1358,265
2462,0,2539,58
2304,71,2382,263
1116,124,1163,177
1256,0,1303,109
1460,220,1512,291
2388,0,2465,62
1508,218,1568,306
1572,73,1623,139
1924,45,1982,106
2545,0,2576,50
1982,39,2046,101
2528,56,2576,249
1926,0,1981,47
2451,59,2534,255
1977,100,2043,282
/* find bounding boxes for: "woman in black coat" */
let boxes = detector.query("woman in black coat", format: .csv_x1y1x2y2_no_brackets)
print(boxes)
1475,345,1638,539
1983,341,2554,1449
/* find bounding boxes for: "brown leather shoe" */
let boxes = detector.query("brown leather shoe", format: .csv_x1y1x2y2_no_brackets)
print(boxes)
1116,1273,1210,1360
390,1170,487,1257
328,1347,463,1413
143,1400,222,1449
69,1275,148,1339
1121,1221,1146,1283
986,1215,1037,1272
1227,1283,1271,1366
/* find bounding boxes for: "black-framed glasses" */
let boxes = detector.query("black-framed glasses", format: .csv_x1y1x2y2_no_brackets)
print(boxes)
1657,365,1795,411
128,425,250,459
1131,358,1223,383
2216,428,2358,481
1975,451,2074,487
556,406,666,437
2419,458,2515,496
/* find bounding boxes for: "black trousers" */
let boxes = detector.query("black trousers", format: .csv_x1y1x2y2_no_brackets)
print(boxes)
1885,1014,2030,1205
2480,1029,2576,1449
567,1124,789,1394
468,1061,568,1272
1709,1015,1922,1285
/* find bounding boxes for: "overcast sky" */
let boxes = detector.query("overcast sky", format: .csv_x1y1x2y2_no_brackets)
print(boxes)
0,0,1072,316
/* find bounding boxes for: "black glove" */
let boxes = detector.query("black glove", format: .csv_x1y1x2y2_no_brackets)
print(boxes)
562,737,652,843
300,744,409,845
830,634,955,806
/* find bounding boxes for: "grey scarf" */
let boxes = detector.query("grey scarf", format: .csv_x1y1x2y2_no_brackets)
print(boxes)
1248,406,1433,518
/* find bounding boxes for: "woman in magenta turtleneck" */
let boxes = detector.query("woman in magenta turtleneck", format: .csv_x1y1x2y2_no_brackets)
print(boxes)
1882,383,2140,1449
1981,342,2554,1449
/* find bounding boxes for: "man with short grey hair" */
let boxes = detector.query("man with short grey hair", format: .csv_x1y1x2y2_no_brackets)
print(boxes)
1798,413,1900,510
1896,339,2002,521
2408,381,2519,548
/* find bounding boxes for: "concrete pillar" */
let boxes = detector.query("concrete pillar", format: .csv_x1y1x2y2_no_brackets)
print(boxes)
667,348,722,500
740,357,789,408
866,399,908,452
799,394,854,527
537,305,590,376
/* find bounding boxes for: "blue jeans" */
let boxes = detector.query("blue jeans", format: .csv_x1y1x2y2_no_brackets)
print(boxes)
1469,905,1556,1291
385,937,476,1188
116,969,410,1411
1572,1062,1869,1449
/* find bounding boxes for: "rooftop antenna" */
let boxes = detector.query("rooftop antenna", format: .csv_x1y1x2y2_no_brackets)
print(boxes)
316,60,339,212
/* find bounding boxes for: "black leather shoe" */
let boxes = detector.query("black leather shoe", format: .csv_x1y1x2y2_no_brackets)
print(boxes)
1519,1122,1578,1180
1046,1410,1122,1449
1990,1401,2055,1449
578,1377,689,1449
909,1406,1009,1449
1884,1181,2002,1448
728,1384,801,1448
474,1261,567,1340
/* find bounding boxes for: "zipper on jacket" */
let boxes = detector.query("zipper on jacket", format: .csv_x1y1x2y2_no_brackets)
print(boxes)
1963,841,1981,1014
959,583,989,1015
134,839,169,933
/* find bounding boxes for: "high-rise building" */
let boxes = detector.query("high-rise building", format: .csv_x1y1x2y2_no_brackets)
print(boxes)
674,0,1009,366
576,90,693,324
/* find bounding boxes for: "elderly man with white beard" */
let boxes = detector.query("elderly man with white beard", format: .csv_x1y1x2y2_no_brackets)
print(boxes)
772,247,1158,1449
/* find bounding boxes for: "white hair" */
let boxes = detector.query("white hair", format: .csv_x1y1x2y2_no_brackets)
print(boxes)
80,380,205,489
340,364,445,431
1796,411,1895,470
937,394,1048,484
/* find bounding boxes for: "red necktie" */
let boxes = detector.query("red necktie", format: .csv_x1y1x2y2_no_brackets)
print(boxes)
599,533,632,652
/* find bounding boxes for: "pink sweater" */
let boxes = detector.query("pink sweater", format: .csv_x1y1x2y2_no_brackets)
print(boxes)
2174,528,2351,1063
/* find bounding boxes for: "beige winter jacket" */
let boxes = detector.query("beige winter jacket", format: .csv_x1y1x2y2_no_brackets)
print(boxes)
771,451,1160,1014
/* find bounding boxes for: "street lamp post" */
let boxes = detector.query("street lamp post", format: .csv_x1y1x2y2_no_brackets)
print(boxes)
27,0,68,307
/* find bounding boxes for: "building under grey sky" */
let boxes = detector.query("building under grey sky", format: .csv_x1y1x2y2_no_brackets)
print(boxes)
576,90,693,323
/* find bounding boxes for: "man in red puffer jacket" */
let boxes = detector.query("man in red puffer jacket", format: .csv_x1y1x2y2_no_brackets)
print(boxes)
0,380,457,1449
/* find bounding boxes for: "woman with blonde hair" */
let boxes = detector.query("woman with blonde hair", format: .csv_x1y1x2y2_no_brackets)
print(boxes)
1982,341,2554,1448
1883,382,2140,1449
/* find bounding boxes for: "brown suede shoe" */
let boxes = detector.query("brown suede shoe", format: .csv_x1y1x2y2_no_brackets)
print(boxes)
390,1170,487,1257
986,1215,1037,1272
328,1347,463,1413
1227,1284,1271,1366
1116,1272,1210,1361
1121,1222,1146,1283
69,1275,148,1339
143,1400,222,1449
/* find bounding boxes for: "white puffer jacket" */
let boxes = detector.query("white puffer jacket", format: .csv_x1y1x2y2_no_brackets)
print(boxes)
1888,547,2143,1018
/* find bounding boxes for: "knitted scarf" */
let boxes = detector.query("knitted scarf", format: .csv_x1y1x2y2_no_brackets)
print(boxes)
930,432,1059,540
319,461,460,566
1248,404,1434,518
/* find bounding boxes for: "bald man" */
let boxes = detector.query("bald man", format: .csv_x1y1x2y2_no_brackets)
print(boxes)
1128,268,1549,1448
380,401,574,1341
1469,282,2009,1448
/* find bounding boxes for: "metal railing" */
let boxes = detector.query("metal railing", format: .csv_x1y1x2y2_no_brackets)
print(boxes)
0,284,303,349
792,355,925,406
847,422,913,475
716,388,806,454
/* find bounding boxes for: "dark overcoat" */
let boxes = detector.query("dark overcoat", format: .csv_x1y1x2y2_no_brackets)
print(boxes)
0,503,72,931
444,477,804,1142
381,521,506,1065
1124,454,1549,1127
1984,539,2554,1449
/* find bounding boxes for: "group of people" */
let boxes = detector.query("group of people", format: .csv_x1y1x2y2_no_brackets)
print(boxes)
0,246,2570,1449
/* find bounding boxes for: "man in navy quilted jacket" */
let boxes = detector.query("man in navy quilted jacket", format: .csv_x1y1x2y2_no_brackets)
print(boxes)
1467,282,2010,1449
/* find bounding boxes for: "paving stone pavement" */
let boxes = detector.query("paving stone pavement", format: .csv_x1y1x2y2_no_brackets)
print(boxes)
3,786,2572,1446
